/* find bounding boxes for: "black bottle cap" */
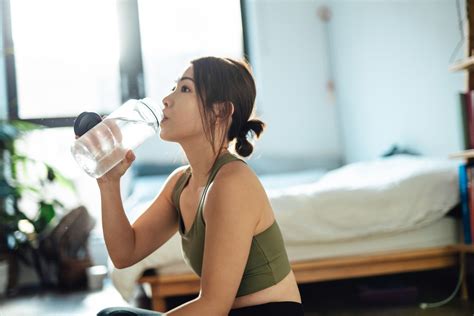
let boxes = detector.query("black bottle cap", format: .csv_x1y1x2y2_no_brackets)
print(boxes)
74,112,103,137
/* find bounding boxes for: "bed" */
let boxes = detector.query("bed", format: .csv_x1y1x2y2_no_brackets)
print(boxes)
110,155,464,311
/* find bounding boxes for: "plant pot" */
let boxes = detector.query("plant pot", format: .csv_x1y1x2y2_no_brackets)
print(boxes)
58,257,92,290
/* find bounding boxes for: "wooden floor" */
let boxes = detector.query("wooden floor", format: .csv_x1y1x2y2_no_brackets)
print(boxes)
0,279,128,316
1,269,473,315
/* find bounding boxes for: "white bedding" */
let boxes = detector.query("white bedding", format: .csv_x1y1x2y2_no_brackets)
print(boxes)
111,155,460,301
269,155,459,243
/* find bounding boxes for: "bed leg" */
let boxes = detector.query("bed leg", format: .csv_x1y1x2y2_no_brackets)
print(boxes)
148,283,167,311
152,296,167,312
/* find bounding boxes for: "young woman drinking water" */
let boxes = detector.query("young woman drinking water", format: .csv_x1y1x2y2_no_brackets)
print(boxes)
96,57,304,316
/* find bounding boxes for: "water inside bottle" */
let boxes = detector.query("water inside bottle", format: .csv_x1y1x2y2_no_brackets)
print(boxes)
72,116,158,178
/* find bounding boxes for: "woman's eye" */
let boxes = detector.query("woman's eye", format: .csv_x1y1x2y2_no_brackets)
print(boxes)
181,86,190,92
171,86,176,92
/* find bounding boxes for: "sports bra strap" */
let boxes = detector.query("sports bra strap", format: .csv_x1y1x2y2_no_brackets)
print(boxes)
172,167,191,209
171,152,245,211
197,153,245,213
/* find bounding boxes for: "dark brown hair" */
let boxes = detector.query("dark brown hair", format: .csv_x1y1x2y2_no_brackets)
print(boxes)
191,56,265,159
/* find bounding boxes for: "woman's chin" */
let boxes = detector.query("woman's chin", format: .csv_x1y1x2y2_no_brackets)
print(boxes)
159,131,178,142
159,131,168,141
159,134,171,142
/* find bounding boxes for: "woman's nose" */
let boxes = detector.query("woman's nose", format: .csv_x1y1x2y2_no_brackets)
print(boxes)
162,96,170,108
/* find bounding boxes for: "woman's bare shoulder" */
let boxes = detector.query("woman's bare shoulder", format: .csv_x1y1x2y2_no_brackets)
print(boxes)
217,159,257,182
204,159,273,234
162,165,190,191
213,159,266,198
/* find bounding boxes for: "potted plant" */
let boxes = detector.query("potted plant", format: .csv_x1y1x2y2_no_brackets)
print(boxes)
0,120,77,293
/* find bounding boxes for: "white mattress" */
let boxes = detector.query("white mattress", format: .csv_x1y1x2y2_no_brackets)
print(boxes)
111,216,460,300
267,155,460,243
286,216,459,261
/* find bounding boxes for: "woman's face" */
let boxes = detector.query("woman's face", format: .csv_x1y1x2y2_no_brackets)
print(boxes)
160,65,205,143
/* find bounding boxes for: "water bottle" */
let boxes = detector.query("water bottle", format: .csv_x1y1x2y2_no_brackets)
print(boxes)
71,97,163,178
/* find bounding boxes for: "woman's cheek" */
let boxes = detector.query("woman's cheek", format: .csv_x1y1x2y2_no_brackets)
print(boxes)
158,121,200,142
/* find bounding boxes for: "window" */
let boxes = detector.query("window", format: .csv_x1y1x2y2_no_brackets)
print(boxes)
2,0,246,127
129,0,244,164
8,0,121,125
138,0,244,103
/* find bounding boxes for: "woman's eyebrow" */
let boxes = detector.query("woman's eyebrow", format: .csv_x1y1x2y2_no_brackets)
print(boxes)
175,76,195,83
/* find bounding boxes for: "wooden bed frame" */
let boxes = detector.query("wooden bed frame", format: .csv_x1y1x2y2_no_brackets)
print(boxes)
138,245,471,311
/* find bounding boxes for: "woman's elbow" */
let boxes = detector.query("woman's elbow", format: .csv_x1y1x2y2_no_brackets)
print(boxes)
110,255,136,269
199,294,232,316
112,261,129,269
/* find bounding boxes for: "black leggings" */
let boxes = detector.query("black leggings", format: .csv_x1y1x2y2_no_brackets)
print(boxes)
229,301,304,315
97,301,304,316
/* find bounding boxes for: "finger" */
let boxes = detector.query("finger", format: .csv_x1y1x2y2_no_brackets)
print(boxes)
118,156,134,175
81,123,105,152
126,150,136,162
120,150,135,167
104,118,123,142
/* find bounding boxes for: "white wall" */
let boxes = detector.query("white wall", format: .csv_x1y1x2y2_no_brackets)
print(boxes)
133,0,344,171
328,0,465,163
245,0,343,170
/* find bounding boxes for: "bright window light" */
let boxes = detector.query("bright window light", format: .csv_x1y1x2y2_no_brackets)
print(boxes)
138,0,244,103
10,0,121,119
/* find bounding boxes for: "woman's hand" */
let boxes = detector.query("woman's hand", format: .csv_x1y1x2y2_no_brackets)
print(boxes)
74,135,135,185
96,149,136,185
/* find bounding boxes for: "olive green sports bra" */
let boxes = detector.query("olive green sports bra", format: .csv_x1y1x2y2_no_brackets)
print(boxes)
171,152,291,297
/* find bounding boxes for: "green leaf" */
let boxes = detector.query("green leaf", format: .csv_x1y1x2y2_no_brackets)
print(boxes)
50,169,75,192
11,155,76,192
33,202,55,233
10,120,45,132
14,183,41,195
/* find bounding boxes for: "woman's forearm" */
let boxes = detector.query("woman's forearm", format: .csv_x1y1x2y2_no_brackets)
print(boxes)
164,297,226,316
98,180,135,268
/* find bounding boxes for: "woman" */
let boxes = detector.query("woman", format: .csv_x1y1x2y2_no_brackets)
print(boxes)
97,57,304,316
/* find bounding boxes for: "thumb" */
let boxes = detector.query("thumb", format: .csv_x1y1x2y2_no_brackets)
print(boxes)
126,150,136,162
118,151,135,174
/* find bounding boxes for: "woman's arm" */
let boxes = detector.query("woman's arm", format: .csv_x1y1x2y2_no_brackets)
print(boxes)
165,165,263,315
99,161,185,268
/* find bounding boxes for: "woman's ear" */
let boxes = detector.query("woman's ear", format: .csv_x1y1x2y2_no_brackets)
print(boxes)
228,102,234,117
213,102,234,121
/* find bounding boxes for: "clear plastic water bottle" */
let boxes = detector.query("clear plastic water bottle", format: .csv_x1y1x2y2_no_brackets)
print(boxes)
71,97,163,178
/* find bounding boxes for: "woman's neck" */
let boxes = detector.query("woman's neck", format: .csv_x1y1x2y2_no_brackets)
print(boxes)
181,140,230,189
